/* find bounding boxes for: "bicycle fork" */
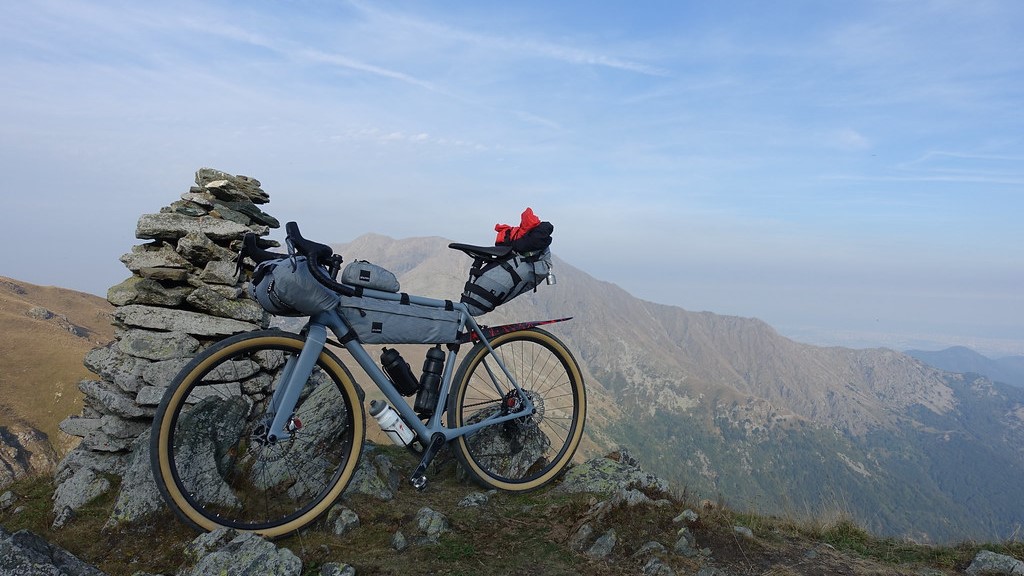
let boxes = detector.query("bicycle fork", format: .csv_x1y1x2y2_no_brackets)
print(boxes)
262,325,329,443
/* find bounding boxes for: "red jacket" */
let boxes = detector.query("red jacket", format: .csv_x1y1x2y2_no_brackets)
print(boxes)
494,207,541,245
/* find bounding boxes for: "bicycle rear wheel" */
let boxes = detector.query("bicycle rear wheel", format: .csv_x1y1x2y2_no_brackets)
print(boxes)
447,327,586,491
150,330,365,538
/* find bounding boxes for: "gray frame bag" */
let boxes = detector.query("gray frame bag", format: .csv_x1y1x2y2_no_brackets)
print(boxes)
338,294,461,344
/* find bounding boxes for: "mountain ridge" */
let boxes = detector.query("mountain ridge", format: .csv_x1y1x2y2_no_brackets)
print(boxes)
906,346,1024,389
333,232,1024,543
336,234,957,434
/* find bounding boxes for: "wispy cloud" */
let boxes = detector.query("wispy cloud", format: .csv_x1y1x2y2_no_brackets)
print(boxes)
901,150,1024,170
346,0,670,77
298,48,442,93
328,128,489,150
507,40,670,77
878,150,1024,185
831,129,871,151
823,149,1024,186
826,174,1024,186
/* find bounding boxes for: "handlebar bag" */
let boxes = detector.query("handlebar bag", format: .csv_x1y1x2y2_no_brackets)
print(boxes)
341,260,400,293
459,248,551,317
249,256,341,317
339,295,460,344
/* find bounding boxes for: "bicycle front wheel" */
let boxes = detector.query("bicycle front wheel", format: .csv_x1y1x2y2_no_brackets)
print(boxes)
150,330,365,538
447,327,586,491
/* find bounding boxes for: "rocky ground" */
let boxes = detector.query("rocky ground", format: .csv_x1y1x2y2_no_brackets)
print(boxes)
2,447,1022,576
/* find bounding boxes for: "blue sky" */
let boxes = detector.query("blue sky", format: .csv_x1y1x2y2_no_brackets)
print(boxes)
1,1,1021,355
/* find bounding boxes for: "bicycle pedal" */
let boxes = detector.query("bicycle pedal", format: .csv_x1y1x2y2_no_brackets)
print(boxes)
410,474,428,491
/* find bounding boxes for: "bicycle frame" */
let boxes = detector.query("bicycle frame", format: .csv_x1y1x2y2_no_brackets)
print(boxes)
261,289,536,449
152,222,584,535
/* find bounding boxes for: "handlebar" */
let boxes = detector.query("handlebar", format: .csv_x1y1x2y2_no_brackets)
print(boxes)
239,222,356,297
240,233,286,264
284,221,333,261
283,222,357,297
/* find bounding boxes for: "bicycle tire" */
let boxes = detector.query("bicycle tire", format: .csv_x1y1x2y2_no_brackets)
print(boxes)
150,330,365,538
447,327,586,491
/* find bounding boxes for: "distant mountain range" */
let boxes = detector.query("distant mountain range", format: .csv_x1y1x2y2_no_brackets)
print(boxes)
335,233,1024,544
3,234,1023,544
906,346,1024,389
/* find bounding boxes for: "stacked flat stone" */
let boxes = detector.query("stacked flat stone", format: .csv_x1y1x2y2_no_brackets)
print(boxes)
51,168,279,527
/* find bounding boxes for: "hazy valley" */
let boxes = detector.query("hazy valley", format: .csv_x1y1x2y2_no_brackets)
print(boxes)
334,233,1024,544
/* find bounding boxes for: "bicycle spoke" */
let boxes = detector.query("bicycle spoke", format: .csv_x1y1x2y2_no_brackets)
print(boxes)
479,357,508,397
449,329,585,491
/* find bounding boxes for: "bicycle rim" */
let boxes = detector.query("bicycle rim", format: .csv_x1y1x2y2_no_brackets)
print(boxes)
448,328,586,491
151,331,364,538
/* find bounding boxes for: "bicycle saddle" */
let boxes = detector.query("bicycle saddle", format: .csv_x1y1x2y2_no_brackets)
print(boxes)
448,243,514,261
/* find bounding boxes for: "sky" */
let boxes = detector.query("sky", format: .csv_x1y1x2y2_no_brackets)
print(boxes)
1,0,1021,356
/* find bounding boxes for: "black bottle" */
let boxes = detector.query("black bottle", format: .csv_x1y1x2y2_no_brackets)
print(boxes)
381,347,419,396
414,346,445,416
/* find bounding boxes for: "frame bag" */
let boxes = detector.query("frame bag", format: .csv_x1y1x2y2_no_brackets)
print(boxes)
339,295,461,344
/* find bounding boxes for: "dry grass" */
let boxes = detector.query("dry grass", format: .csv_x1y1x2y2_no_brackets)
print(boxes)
0,276,114,455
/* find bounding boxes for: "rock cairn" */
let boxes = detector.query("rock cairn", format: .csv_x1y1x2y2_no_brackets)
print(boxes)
52,168,279,528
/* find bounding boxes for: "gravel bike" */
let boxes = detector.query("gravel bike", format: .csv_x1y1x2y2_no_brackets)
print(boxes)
150,222,586,538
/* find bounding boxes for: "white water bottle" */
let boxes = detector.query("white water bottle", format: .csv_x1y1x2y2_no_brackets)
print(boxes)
369,400,415,446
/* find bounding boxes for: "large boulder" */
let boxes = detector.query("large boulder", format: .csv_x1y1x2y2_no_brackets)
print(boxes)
179,528,301,576
0,526,106,576
555,450,669,495
461,406,549,479
966,550,1024,576
0,424,60,489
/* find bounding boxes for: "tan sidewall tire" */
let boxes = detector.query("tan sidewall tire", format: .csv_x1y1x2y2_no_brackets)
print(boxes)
152,332,365,538
451,328,586,491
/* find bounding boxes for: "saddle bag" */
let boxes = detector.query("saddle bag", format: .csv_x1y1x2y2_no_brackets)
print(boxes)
339,295,461,344
249,256,341,317
459,248,552,317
